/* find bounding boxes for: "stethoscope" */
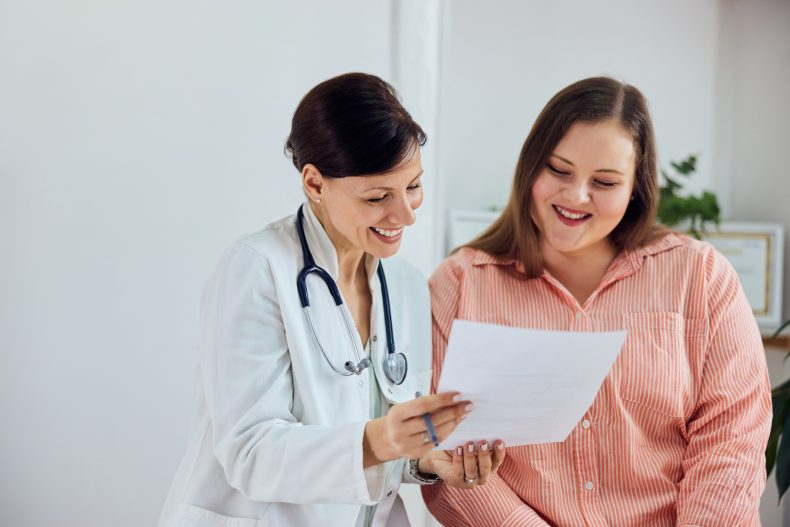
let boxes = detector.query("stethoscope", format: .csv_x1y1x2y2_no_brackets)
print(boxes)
295,205,408,385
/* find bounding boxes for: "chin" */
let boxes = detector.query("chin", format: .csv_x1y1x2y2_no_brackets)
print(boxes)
369,243,401,259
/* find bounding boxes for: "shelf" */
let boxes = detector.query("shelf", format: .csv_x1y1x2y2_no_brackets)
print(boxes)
764,335,790,351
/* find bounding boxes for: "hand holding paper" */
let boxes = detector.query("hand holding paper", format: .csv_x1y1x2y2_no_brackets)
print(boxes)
436,320,626,449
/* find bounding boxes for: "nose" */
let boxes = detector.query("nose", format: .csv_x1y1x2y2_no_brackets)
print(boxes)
565,179,590,205
391,194,417,226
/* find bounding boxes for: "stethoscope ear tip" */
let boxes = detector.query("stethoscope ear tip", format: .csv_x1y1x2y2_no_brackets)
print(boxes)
344,358,371,375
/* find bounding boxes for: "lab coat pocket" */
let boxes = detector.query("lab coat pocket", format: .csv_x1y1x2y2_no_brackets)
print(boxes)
174,504,261,527
615,312,686,419
379,368,432,405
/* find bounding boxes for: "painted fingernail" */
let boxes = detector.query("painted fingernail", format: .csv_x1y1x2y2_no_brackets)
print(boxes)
467,443,475,453
496,442,505,450
456,446,463,456
481,442,489,452
452,393,466,403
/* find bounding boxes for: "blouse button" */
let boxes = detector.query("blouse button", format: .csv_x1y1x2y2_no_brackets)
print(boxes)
582,419,591,429
372,335,378,342
585,481,594,491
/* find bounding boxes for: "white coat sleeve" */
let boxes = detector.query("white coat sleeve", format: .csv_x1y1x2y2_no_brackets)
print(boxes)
200,242,384,505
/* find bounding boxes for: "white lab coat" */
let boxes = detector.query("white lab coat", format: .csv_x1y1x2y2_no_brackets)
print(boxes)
158,204,432,527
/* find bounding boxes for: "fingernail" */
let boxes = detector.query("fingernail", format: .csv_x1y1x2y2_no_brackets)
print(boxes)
467,443,475,453
464,402,473,413
496,442,504,451
456,446,463,456
452,393,466,403
481,442,489,452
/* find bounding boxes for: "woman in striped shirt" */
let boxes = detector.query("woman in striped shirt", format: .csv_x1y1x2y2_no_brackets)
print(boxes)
423,77,771,526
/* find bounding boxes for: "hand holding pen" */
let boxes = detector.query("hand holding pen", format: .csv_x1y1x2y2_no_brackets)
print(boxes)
410,391,507,489
362,391,471,467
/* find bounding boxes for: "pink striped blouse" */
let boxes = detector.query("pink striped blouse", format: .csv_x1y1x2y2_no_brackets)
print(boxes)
422,233,771,527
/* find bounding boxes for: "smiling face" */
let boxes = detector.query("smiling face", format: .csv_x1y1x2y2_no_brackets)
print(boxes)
530,120,636,265
304,148,424,260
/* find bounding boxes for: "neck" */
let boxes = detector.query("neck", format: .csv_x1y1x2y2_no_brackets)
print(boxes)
336,247,367,284
541,238,618,303
309,202,367,284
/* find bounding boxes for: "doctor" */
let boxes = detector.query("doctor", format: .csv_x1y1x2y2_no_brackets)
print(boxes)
158,73,505,527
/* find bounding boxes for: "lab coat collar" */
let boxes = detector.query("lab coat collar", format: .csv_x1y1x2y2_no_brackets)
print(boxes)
300,203,381,285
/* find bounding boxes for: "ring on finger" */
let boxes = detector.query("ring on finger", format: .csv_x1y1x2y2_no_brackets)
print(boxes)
463,475,477,485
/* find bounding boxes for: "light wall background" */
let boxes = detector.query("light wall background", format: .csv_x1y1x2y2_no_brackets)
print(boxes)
1,1,788,526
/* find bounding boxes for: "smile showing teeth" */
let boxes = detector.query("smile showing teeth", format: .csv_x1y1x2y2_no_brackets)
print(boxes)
553,205,590,220
371,226,403,238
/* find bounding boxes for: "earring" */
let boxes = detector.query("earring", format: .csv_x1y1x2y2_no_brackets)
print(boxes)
314,197,321,204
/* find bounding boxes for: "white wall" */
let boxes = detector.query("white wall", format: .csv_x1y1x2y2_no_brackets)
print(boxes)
439,0,720,213
0,1,397,526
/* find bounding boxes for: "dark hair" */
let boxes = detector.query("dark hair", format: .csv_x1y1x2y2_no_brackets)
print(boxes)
464,76,666,278
285,73,426,177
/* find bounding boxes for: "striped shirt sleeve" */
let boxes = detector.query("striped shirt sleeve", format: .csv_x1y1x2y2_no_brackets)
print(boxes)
676,247,771,526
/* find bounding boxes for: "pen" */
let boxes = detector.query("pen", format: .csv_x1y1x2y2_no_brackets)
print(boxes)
415,391,439,447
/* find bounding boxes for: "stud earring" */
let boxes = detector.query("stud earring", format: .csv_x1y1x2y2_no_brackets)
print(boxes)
314,197,321,204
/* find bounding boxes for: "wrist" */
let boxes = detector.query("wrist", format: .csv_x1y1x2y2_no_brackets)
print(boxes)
409,457,440,484
363,418,395,467
417,455,434,475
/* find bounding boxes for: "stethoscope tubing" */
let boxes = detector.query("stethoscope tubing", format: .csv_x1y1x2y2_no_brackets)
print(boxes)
295,205,404,383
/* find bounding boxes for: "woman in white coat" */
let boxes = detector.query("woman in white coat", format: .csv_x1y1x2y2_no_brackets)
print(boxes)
158,73,505,527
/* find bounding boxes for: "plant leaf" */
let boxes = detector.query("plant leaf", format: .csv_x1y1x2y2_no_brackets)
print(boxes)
771,320,790,339
776,405,790,500
767,431,780,477
768,384,790,475
670,154,697,175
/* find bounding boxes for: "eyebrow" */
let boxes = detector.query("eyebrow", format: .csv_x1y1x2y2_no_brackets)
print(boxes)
362,171,424,192
550,154,625,175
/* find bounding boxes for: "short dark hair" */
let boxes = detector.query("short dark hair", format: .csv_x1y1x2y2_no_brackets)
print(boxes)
285,72,426,178
464,76,665,277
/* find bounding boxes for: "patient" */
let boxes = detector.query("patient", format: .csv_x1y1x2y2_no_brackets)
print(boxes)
423,77,771,526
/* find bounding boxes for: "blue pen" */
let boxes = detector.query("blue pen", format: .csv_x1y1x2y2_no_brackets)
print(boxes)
415,391,439,447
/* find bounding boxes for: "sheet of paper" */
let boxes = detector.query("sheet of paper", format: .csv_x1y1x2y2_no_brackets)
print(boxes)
437,320,626,449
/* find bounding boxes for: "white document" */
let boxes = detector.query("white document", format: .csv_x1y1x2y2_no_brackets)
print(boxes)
437,320,626,449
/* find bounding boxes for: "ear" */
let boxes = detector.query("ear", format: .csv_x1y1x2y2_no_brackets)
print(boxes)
301,164,324,203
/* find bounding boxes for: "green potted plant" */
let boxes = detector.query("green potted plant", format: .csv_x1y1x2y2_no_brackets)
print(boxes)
657,154,720,238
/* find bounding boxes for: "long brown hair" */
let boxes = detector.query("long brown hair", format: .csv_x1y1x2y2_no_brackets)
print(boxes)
464,76,665,278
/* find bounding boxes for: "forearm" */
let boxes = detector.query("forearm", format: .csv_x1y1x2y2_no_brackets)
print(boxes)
422,475,550,527
677,428,768,525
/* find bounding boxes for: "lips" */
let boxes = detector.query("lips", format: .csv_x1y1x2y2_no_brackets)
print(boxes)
552,204,592,226
370,226,404,244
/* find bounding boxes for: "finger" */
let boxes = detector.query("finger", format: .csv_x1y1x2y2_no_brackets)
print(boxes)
463,442,478,485
429,403,472,427
418,410,465,445
490,440,506,472
476,440,492,485
401,401,471,435
405,392,466,420
453,446,465,486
